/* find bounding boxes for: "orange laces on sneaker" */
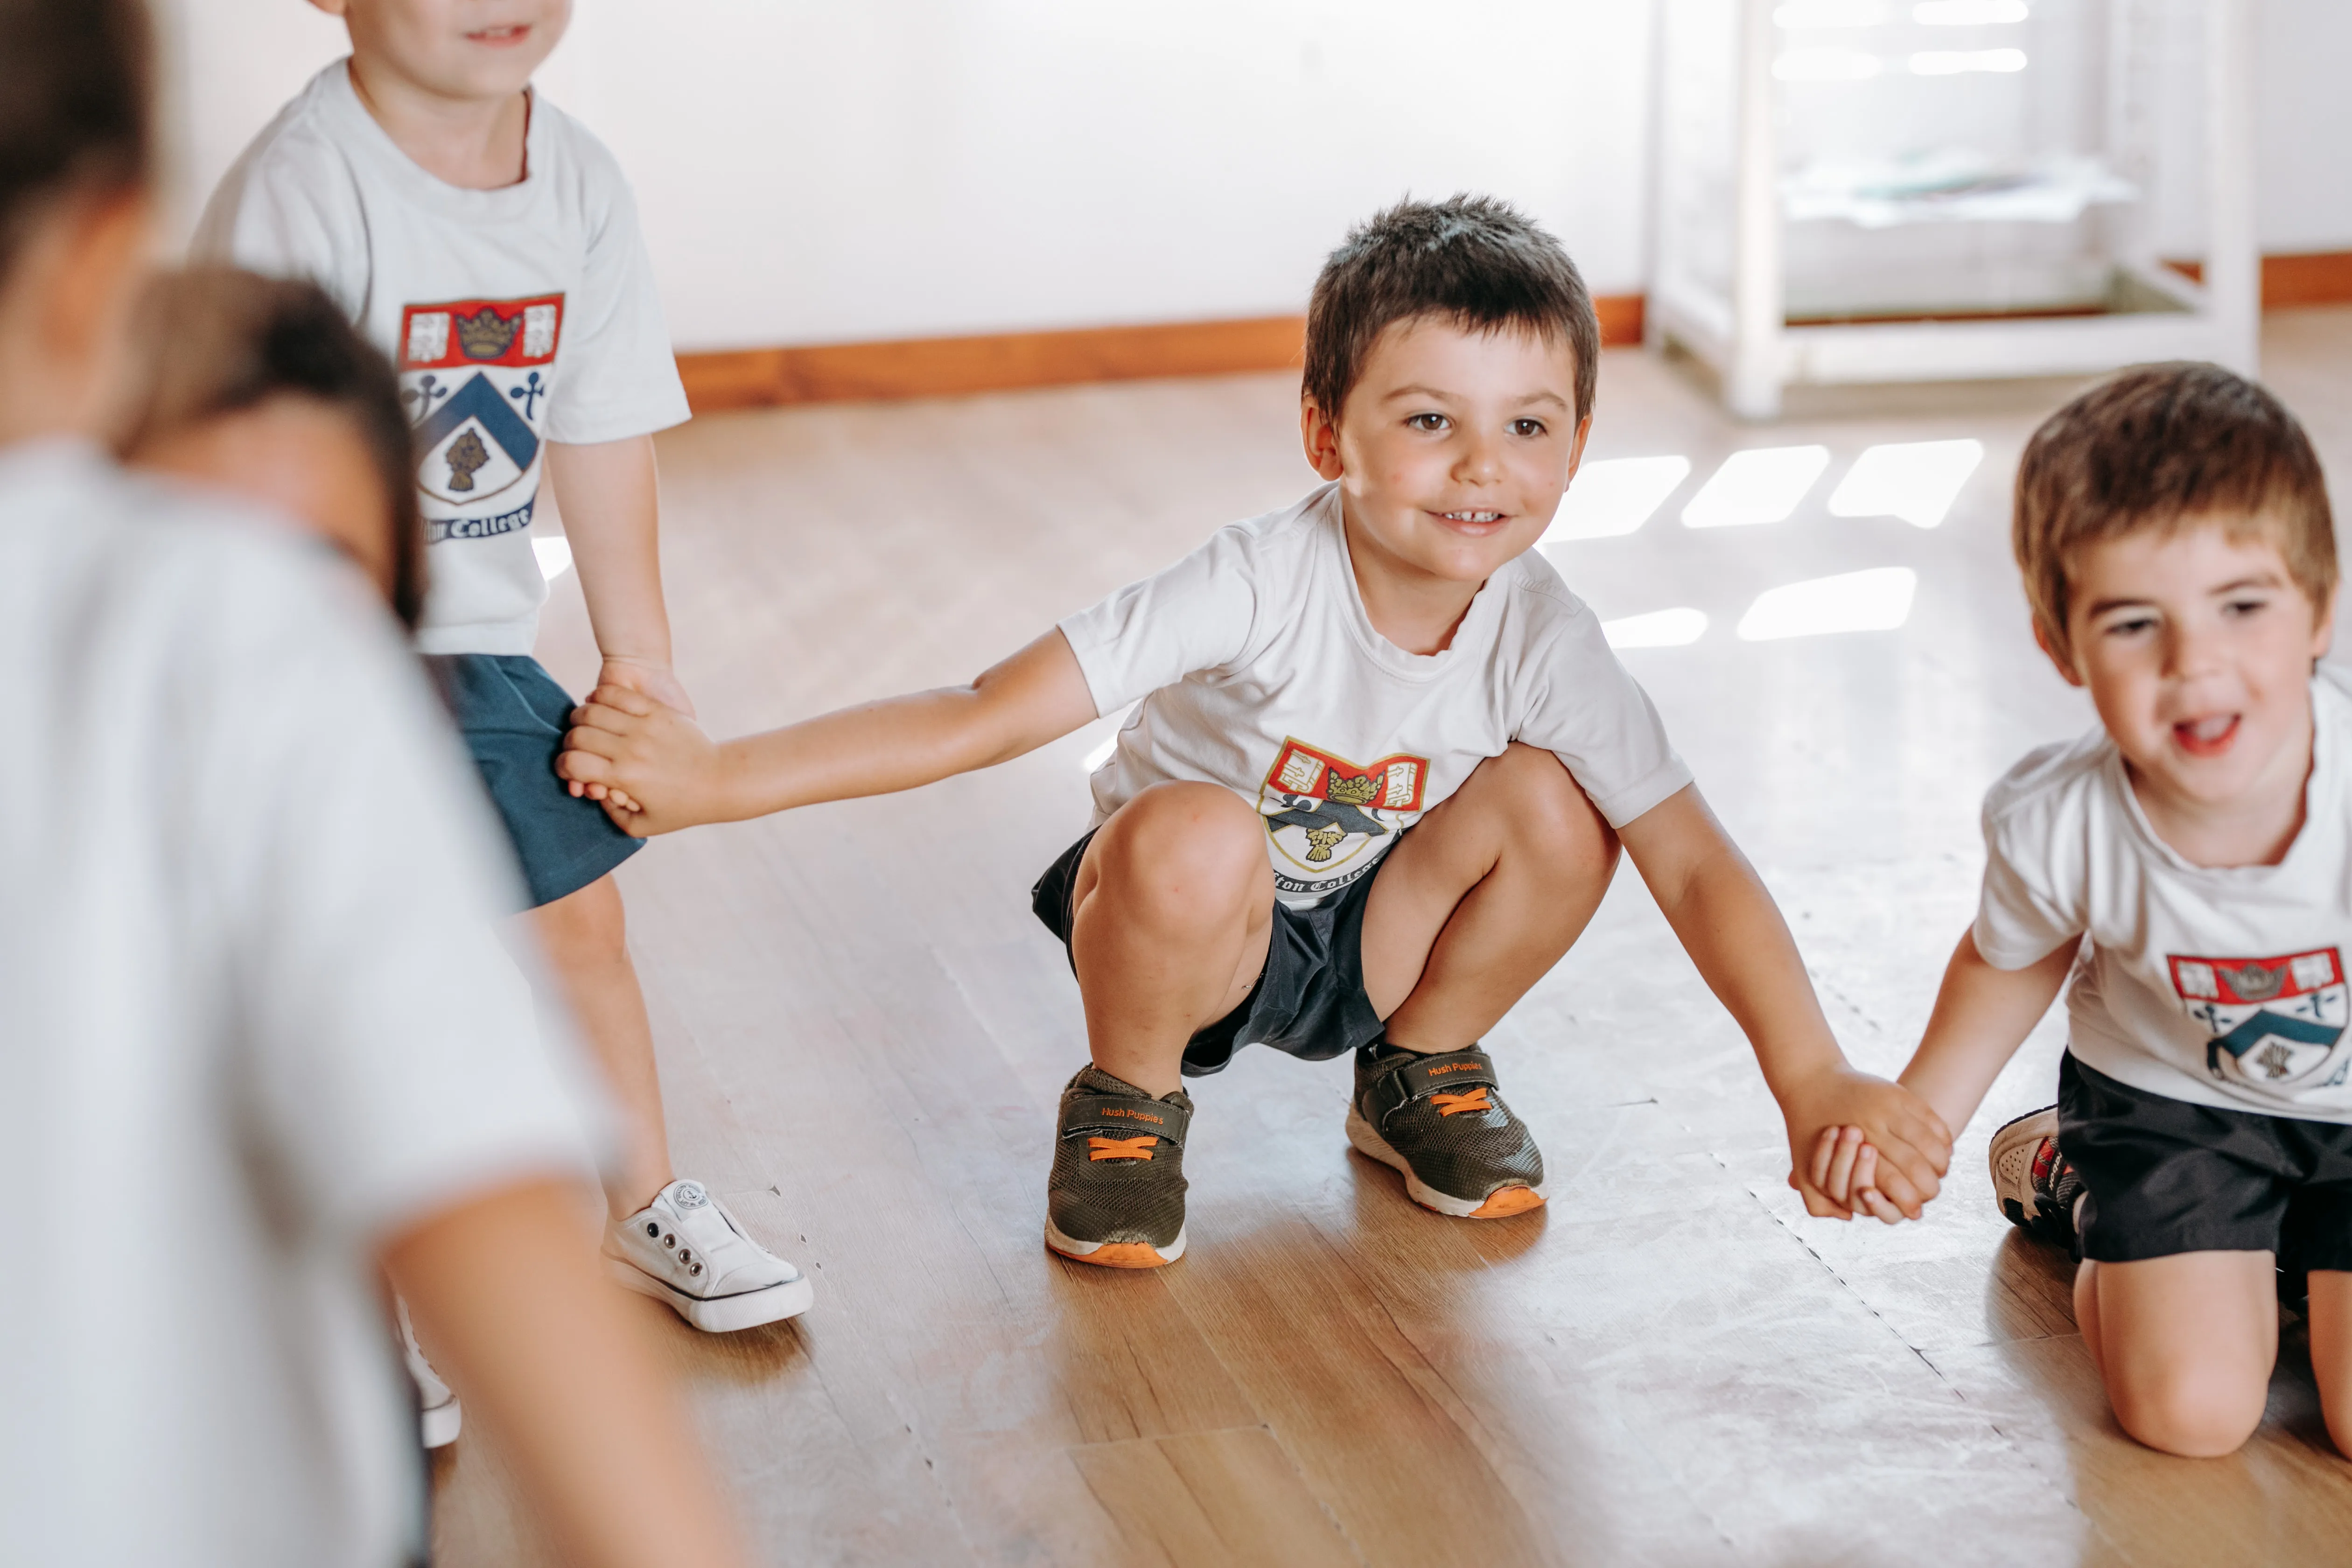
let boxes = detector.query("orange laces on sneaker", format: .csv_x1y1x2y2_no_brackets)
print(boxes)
1088,1134,1160,1162
1430,1087,1491,1117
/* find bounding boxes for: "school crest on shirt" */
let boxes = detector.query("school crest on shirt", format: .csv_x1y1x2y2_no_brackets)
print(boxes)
2168,948,2352,1089
397,293,564,537
1256,737,1430,896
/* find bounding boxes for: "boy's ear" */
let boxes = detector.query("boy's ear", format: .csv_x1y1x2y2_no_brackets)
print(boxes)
1299,396,1345,482
2031,617,2086,688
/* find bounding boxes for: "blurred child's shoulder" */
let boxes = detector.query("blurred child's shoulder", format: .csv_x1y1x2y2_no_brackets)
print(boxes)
1982,725,2115,834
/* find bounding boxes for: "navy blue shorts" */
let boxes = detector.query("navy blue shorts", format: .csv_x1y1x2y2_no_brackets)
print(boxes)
1030,828,1389,1078
424,653,641,910
2058,1053,2352,1273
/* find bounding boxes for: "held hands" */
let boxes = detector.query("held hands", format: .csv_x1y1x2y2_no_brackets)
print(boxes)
566,657,698,817
1780,1066,1952,1223
557,682,732,837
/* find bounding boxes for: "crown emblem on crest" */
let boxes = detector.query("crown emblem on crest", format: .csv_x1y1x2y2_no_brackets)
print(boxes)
456,307,519,360
1323,773,1380,807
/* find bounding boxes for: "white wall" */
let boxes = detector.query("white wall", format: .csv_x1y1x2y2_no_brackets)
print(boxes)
158,0,2352,355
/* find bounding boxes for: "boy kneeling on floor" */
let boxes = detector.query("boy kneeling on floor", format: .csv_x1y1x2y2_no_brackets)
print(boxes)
558,195,1951,1266
1815,363,2352,1458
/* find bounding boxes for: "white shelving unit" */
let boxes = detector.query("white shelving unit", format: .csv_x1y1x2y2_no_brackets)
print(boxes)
1650,0,2257,419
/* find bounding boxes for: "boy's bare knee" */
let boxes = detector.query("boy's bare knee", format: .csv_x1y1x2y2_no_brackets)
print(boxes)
530,874,630,970
1090,783,1266,927
2110,1366,2267,1457
1487,743,1617,875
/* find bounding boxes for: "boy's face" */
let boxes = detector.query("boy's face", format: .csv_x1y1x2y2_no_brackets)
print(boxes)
2051,521,2333,811
133,397,401,604
315,0,568,101
1303,315,1589,589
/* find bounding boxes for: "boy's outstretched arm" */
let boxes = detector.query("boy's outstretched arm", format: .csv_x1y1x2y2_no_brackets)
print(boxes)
548,435,693,716
560,628,1100,835
385,1176,749,1568
1616,785,1953,1218
1812,928,2077,1219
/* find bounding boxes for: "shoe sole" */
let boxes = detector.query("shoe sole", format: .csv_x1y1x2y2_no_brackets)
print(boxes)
420,1399,462,1450
1986,1108,2056,1231
1044,1218,1185,1268
1345,1106,1547,1218
603,1255,814,1332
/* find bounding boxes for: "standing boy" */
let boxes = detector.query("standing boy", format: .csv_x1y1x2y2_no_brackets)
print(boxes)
1813,364,2352,1458
557,196,1951,1266
196,0,808,1332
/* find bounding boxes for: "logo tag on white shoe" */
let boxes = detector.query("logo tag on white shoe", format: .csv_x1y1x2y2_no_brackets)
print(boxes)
672,1181,711,1210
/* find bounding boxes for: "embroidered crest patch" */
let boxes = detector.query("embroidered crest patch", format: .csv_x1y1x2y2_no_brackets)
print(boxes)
397,293,564,514
2168,948,2352,1089
1255,737,1430,896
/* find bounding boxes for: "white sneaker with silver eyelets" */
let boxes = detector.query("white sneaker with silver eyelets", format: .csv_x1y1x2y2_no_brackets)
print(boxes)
395,1296,462,1449
602,1179,813,1332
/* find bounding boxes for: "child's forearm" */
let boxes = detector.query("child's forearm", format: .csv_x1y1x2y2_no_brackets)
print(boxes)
547,436,671,668
1901,929,2077,1134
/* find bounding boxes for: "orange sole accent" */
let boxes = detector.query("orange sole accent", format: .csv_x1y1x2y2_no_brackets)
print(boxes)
1048,1240,1175,1269
1466,1186,1546,1219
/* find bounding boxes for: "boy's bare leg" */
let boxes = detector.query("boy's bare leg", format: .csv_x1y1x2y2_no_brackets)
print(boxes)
1069,782,1275,1097
1360,743,1619,1047
2075,1250,2277,1456
525,873,674,1220
2306,1270,2352,1456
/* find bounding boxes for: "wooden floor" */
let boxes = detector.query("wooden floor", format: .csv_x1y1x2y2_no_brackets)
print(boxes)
436,310,2352,1567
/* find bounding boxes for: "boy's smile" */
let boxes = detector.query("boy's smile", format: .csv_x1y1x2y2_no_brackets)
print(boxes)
2051,521,2334,865
1302,315,1588,654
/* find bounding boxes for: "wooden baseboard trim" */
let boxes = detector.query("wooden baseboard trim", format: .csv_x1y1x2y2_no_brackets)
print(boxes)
2162,249,2352,308
677,293,1650,413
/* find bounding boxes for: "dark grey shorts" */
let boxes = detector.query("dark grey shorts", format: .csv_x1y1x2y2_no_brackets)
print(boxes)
2059,1053,2352,1273
1031,828,1390,1078
424,653,642,910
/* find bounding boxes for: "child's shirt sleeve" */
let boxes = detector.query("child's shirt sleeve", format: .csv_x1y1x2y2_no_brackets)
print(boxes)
544,140,690,445
1057,525,1261,717
1971,745,2089,970
189,135,368,317
1509,586,1694,830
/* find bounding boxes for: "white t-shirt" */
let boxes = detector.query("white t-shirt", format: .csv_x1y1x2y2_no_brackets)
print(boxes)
1974,671,2352,1121
1061,482,1693,908
0,441,607,1567
193,60,691,656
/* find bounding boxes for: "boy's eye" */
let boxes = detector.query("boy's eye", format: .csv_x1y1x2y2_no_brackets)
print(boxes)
1508,418,1547,438
2102,615,2157,638
1406,413,1450,433
2222,595,2270,618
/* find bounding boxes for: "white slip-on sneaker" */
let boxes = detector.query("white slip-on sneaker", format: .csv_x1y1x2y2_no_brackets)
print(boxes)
395,1296,462,1449
603,1179,813,1332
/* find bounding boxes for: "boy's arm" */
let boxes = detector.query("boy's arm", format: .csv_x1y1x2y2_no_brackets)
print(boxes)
1615,785,1953,1218
1813,929,2077,1215
546,436,691,714
384,1177,748,1568
560,627,1101,834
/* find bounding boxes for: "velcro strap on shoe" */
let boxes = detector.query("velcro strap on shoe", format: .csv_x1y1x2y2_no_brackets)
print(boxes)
1364,1048,1498,1127
1060,1094,1190,1148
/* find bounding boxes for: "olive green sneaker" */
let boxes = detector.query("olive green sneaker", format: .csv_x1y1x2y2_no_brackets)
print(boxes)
1346,1043,1546,1218
1045,1065,1193,1268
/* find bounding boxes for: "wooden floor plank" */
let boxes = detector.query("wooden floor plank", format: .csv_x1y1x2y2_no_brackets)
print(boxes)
1070,1426,1362,1568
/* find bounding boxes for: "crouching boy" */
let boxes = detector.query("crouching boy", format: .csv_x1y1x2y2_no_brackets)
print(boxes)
1815,363,2352,1457
560,196,1951,1267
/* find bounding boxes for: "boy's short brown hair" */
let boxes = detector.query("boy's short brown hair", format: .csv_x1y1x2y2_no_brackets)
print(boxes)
0,0,149,285
2015,362,2337,660
1303,194,1599,427
113,267,427,629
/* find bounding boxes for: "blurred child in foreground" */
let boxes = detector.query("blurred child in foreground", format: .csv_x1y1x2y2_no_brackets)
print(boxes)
0,2,749,1563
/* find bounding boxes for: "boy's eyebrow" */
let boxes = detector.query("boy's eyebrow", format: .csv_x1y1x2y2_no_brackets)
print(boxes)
1379,384,1573,411
2082,573,2288,616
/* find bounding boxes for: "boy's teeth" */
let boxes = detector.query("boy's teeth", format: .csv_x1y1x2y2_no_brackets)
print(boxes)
1443,511,1501,523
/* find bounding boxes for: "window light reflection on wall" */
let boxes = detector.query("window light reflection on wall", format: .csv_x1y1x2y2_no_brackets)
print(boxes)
1826,439,1984,529
1542,455,1692,544
1773,0,1889,27
1682,446,1831,528
1914,0,2028,23
1737,567,1918,640
1603,608,1709,650
1911,48,2027,74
